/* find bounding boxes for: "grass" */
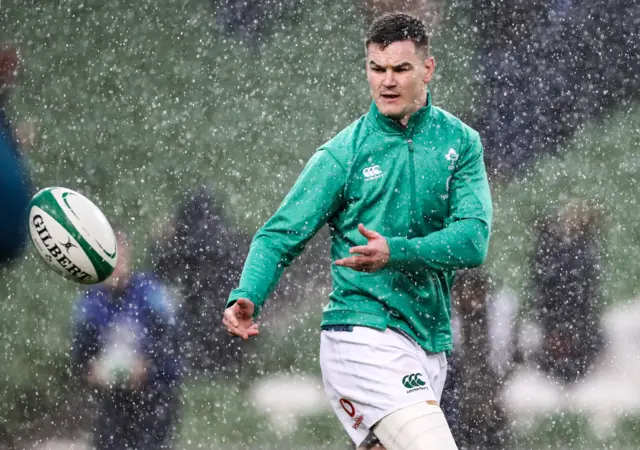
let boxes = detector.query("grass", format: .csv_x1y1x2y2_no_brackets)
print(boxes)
177,376,351,450
176,377,640,449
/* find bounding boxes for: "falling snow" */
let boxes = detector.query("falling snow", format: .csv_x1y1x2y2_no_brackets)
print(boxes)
0,0,639,449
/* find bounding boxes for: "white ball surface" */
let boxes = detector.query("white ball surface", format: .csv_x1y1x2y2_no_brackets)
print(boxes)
28,187,118,284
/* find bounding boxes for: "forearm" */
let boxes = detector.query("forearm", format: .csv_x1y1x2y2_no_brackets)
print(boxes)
386,218,490,272
227,225,308,315
227,148,346,315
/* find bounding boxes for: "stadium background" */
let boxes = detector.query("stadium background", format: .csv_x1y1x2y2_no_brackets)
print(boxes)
1,0,639,448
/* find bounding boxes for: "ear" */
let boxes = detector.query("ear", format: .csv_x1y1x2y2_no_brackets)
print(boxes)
423,56,435,84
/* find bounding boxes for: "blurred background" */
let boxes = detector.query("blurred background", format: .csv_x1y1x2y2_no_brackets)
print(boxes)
0,0,639,449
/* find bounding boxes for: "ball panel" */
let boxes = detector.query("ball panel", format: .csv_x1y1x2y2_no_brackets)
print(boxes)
29,188,117,283
29,207,99,283
54,189,117,264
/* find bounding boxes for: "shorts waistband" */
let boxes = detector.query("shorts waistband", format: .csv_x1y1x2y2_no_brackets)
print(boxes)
321,324,354,332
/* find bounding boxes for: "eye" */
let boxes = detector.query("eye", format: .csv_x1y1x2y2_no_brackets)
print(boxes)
371,67,384,73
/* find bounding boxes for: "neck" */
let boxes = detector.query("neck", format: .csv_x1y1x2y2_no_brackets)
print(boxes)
399,90,429,126
107,273,131,294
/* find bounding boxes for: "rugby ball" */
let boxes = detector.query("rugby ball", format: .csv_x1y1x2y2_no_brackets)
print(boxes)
28,187,117,284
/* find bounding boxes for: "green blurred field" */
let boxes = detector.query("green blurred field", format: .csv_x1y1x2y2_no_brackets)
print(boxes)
177,378,640,450
1,0,640,448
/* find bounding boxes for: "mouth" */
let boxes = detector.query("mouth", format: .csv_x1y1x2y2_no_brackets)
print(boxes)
381,93,400,102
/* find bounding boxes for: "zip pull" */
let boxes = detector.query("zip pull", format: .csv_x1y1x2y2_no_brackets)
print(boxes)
407,138,414,152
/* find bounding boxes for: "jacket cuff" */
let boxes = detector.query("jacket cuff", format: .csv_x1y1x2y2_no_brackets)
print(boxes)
386,237,410,270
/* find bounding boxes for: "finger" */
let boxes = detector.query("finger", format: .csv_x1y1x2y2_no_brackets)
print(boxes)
349,245,375,256
358,223,381,240
335,256,371,269
335,256,358,267
222,317,240,335
222,316,248,338
227,326,248,340
339,257,378,272
334,256,352,267
223,308,240,328
229,318,254,339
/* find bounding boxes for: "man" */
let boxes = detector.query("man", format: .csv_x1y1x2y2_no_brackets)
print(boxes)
151,186,249,376
532,200,603,383
223,12,492,450
0,44,33,266
71,232,182,450
442,269,513,449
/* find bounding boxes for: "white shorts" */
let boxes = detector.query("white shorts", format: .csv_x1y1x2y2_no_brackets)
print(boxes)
320,326,448,446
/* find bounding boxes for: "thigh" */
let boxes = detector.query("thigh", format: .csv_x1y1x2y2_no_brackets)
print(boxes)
320,326,439,446
419,350,448,402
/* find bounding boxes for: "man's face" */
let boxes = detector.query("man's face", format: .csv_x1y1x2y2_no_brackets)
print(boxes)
366,40,434,125
0,46,20,93
105,236,131,291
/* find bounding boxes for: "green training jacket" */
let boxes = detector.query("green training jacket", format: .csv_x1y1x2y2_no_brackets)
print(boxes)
228,93,493,353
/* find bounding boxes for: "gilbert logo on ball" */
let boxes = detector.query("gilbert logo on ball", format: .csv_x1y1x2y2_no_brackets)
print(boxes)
28,187,118,284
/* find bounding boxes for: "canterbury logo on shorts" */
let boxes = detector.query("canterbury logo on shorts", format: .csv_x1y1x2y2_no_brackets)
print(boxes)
402,373,426,389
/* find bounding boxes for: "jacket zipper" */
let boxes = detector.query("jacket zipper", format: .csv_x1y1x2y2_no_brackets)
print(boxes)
407,138,417,237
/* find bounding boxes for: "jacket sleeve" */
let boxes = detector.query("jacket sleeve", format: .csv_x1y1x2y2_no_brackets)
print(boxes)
227,148,346,316
386,131,493,272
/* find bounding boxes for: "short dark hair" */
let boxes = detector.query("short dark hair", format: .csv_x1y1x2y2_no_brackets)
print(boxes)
365,12,430,56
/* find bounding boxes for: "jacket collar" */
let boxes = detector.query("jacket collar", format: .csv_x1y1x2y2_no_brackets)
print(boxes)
367,90,433,136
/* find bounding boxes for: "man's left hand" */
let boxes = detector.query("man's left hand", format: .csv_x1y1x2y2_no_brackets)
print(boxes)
335,224,389,273
16,121,38,152
128,359,148,388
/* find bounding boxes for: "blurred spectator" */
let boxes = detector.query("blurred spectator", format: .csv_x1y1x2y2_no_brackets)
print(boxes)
151,186,332,377
150,186,249,376
471,0,640,177
0,44,33,266
532,199,604,383
362,0,443,31
71,231,182,450
212,0,303,41
486,283,522,380
441,268,517,449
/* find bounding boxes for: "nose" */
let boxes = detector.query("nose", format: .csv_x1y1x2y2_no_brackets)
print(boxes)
382,69,397,88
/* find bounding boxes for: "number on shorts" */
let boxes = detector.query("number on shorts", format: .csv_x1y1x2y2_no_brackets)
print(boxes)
339,398,356,417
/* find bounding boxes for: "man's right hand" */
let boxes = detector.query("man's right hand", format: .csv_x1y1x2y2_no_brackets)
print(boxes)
222,298,260,340
87,361,108,388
